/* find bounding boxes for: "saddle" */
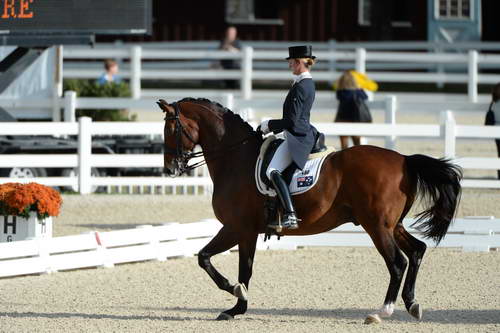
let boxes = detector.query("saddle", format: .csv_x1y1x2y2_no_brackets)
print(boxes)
256,132,333,239
258,132,329,190
256,132,333,188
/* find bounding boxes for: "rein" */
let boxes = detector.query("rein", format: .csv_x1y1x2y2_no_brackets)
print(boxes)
164,102,258,175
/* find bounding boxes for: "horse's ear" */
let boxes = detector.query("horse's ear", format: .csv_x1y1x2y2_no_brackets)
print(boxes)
157,99,173,114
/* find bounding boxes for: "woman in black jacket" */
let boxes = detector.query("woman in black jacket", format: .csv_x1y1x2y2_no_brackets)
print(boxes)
257,45,318,230
334,70,371,149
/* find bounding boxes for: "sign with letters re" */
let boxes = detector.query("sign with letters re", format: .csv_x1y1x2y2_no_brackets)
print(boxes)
0,214,52,242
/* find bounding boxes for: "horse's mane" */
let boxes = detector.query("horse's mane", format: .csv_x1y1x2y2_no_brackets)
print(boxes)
178,97,255,133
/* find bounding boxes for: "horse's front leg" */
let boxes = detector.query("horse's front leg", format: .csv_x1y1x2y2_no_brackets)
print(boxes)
198,226,243,301
217,233,258,320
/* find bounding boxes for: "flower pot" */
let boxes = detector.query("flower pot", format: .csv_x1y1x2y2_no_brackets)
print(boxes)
1,212,52,242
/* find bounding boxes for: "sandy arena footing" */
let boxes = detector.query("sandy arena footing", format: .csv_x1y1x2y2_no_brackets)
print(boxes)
0,247,498,332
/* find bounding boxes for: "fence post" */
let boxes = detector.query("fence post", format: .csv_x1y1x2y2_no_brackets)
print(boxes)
384,95,397,150
442,110,456,159
468,50,478,103
64,90,77,122
130,46,142,99
355,48,366,73
328,39,337,85
241,46,253,100
224,93,234,110
435,44,445,89
78,117,92,194
52,45,64,122
55,45,64,98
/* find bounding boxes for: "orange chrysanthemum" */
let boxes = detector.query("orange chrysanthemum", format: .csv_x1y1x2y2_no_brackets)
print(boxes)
0,183,62,219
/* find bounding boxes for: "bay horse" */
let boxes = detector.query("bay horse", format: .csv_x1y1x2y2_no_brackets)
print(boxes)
157,98,462,324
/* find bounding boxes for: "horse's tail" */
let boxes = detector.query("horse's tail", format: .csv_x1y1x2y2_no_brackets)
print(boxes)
405,154,462,244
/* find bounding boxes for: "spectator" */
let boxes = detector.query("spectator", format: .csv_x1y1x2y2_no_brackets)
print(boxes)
334,70,373,150
486,83,500,179
219,25,242,89
97,59,122,85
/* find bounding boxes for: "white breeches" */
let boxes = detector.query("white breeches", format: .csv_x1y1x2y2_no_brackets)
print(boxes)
266,140,293,179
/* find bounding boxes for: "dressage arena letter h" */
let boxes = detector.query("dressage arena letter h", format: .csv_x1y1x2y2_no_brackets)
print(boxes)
0,214,52,242
3,216,16,235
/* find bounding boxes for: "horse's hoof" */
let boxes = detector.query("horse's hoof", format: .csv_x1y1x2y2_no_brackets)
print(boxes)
409,303,422,320
216,312,234,321
364,314,382,324
233,283,248,301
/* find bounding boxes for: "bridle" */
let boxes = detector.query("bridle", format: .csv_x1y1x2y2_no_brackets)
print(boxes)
163,101,257,176
162,102,198,176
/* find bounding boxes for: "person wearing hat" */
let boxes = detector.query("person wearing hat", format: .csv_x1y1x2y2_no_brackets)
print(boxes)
257,45,318,230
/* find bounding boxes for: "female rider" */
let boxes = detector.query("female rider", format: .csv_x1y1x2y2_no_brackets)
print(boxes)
258,45,318,230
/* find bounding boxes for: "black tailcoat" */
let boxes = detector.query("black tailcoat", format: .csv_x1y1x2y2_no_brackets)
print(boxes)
268,78,317,169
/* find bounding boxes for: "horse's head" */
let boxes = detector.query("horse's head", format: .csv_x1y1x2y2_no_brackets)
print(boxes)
157,99,200,177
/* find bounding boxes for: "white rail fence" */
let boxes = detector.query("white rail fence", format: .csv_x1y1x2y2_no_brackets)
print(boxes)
59,91,399,123
96,40,500,51
62,44,500,102
1,109,500,192
0,217,498,279
3,88,491,121
0,118,211,194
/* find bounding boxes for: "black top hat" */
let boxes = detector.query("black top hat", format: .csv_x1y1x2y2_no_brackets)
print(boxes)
286,45,316,60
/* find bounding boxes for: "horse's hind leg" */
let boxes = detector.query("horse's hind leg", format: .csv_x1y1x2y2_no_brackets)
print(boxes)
364,226,408,324
218,233,258,320
394,223,427,320
198,227,243,302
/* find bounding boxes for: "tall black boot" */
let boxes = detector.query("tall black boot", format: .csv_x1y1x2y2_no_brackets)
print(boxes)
269,170,299,230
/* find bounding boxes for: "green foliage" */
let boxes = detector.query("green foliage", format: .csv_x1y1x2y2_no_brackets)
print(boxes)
63,79,136,121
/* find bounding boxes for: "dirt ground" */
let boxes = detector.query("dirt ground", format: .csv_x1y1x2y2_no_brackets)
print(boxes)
0,247,498,332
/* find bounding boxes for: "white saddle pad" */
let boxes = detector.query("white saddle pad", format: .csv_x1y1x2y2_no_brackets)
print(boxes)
255,153,329,197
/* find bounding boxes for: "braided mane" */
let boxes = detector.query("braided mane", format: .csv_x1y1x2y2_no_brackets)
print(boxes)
178,97,254,133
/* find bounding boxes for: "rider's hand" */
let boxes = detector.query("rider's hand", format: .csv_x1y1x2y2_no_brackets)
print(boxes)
259,120,271,135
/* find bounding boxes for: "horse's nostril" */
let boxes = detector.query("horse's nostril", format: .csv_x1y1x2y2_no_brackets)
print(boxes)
163,167,173,175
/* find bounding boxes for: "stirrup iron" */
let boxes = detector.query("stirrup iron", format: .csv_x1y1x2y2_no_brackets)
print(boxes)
267,212,300,231
282,212,299,229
